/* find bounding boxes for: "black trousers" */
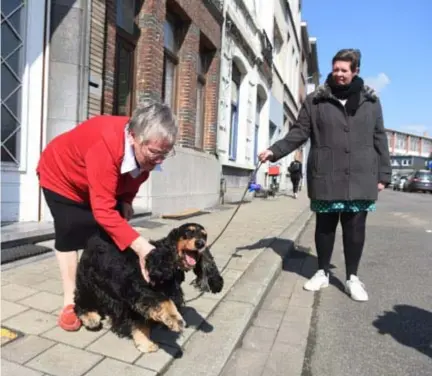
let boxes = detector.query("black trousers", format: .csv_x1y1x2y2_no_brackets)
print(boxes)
291,175,301,193
315,211,368,280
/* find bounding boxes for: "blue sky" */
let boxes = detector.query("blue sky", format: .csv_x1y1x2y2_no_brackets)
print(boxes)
302,0,432,137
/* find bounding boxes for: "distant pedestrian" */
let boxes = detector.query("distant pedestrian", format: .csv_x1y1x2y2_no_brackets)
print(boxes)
37,101,177,330
288,159,303,198
259,49,391,301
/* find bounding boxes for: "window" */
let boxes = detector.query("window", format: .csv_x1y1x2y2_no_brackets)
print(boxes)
195,48,210,149
423,140,431,156
116,0,136,34
114,0,138,116
114,39,135,116
396,134,406,150
386,133,392,147
229,64,241,161
269,122,277,144
1,0,26,164
410,137,419,152
162,16,180,112
254,97,263,165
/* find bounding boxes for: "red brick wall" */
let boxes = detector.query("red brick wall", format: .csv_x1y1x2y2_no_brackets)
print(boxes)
99,0,221,152
177,23,200,147
136,0,166,102
102,0,116,114
203,51,220,152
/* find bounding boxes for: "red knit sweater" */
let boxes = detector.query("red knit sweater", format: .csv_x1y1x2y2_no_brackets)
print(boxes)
37,115,149,250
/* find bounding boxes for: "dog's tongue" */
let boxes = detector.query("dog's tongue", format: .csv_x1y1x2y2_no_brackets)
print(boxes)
185,253,196,266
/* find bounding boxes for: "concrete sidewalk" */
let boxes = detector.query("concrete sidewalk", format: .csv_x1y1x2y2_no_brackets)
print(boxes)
1,192,312,376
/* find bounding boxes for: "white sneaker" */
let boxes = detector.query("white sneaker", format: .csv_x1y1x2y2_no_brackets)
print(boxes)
345,275,368,301
303,270,329,291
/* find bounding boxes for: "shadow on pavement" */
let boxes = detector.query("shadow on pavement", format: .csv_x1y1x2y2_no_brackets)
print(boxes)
236,237,338,283
372,304,432,359
150,306,213,358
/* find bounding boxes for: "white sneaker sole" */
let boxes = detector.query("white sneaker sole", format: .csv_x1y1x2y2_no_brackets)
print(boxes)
303,280,329,291
345,286,369,301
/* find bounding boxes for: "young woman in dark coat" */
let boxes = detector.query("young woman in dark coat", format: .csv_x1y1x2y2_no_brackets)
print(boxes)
259,49,391,301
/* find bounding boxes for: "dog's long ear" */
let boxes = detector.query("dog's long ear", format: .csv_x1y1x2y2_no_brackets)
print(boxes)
167,228,180,242
192,247,224,294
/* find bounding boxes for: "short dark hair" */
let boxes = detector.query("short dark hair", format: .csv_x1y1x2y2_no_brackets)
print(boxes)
332,49,361,72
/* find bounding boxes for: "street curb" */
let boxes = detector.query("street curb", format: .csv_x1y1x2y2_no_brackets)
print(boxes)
160,207,313,376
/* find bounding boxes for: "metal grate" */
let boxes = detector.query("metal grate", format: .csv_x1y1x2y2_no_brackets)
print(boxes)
1,0,26,164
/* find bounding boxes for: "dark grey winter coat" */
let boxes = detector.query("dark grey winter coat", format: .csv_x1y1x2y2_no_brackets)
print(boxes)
269,84,391,201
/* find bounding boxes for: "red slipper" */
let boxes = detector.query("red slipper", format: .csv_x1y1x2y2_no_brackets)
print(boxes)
58,304,82,331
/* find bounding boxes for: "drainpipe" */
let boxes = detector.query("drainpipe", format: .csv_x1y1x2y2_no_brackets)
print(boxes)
37,0,52,221
77,0,92,122
216,0,229,150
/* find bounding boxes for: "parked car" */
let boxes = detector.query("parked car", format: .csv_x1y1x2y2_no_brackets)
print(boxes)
393,175,408,191
403,170,432,193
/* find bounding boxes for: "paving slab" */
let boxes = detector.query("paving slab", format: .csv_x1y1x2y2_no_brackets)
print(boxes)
1,283,38,302
219,348,268,376
18,291,64,313
2,309,57,335
84,358,157,376
0,335,56,364
1,359,43,376
1,300,29,320
26,343,103,376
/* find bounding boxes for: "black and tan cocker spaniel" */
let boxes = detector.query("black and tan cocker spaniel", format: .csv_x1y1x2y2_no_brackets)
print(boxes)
73,223,223,353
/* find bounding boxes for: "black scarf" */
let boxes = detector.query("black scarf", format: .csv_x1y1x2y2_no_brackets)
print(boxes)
326,73,364,116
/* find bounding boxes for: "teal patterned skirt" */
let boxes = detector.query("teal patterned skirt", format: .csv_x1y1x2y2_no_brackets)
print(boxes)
310,200,376,213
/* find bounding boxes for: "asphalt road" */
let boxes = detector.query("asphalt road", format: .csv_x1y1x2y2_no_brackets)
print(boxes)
302,189,432,376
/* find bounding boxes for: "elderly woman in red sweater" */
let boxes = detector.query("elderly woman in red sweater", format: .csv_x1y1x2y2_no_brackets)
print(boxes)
37,101,177,331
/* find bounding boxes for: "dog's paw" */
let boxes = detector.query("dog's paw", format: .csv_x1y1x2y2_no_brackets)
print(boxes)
209,275,224,294
136,340,159,353
80,312,102,330
165,314,186,333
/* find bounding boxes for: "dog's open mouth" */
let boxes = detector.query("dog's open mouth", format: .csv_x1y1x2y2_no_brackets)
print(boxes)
183,250,198,267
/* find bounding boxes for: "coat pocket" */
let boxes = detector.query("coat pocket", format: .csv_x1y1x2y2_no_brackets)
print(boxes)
311,147,333,177
351,147,377,175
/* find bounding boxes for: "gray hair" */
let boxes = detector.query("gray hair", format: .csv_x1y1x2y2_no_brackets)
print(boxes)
128,101,178,145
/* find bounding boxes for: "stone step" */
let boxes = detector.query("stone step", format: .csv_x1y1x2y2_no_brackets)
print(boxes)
159,208,313,376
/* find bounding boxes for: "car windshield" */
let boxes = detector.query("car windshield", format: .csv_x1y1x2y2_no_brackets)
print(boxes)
416,172,432,181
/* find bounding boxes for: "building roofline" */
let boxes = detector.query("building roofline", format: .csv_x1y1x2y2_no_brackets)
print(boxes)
308,37,319,78
385,128,432,141
300,21,310,55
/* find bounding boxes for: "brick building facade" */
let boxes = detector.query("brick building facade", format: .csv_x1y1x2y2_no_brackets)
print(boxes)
88,0,222,154
86,0,224,214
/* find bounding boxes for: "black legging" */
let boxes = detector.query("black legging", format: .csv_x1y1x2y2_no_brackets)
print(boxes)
291,175,301,193
315,211,368,280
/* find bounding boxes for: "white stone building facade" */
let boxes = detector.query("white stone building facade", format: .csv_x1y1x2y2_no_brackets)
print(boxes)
216,0,319,198
217,0,274,201
1,0,49,222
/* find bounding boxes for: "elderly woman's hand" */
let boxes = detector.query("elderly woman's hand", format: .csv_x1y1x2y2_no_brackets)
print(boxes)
130,236,155,283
